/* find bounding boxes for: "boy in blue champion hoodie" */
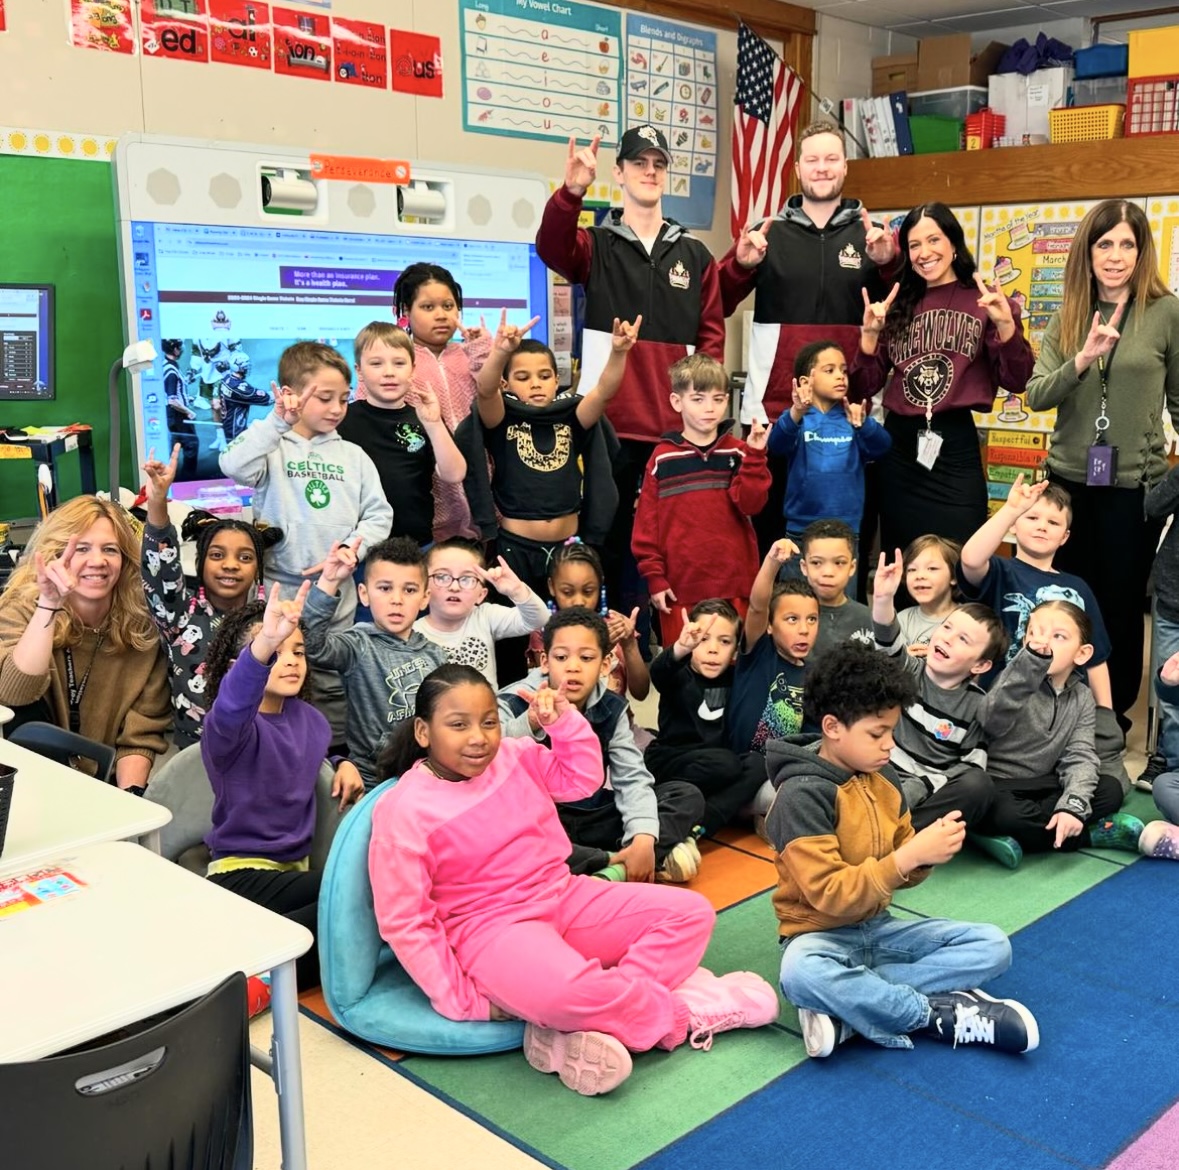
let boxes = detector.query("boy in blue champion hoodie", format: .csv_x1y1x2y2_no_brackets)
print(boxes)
769,339,890,555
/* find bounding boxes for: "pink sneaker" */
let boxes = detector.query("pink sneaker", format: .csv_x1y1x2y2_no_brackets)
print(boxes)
1139,820,1179,860
673,967,780,1050
522,1023,633,1095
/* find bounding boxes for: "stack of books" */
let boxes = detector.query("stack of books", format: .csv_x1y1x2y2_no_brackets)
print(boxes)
841,92,914,157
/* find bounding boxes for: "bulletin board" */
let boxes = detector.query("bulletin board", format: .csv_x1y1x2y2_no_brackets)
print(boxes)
1148,196,1179,295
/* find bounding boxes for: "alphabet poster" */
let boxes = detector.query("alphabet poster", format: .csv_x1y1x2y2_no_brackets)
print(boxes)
624,13,717,229
460,0,623,145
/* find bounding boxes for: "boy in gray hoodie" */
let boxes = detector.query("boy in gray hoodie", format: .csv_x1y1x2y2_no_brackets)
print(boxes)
303,536,445,789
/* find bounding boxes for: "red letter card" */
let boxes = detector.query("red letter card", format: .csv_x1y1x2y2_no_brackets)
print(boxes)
69,0,136,55
141,0,210,63
272,6,330,81
209,0,271,70
332,18,386,89
389,28,443,98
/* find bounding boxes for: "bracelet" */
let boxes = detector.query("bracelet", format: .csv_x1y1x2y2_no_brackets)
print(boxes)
35,604,63,613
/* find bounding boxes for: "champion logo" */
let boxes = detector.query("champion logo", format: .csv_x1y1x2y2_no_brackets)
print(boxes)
669,260,690,290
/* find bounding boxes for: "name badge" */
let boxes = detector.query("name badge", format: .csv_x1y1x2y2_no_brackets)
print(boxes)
916,430,943,471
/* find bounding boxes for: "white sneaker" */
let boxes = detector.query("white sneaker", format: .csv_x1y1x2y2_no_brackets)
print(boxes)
674,967,779,1050
658,839,700,883
797,1008,852,1058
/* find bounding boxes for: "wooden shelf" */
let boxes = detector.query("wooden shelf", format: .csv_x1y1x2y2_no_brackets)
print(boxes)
847,135,1179,210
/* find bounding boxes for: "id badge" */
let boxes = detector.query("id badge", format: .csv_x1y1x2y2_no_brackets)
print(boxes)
1086,444,1118,487
916,430,943,471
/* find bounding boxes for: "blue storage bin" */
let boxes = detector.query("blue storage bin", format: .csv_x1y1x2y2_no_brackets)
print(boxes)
1074,44,1129,80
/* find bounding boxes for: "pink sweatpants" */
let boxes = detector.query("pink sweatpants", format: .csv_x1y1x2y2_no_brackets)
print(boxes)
458,877,715,1052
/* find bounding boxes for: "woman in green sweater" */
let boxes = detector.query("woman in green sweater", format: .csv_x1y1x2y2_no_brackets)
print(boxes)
1026,199,1179,728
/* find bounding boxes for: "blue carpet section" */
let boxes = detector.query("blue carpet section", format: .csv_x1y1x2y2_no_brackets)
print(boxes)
635,859,1179,1170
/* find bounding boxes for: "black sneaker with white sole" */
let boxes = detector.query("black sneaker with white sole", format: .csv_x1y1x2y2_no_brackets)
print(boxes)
921,989,1039,1054
1134,753,1167,793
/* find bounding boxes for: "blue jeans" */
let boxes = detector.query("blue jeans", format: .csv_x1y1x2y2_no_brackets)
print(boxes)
779,910,1011,1049
1152,611,1179,765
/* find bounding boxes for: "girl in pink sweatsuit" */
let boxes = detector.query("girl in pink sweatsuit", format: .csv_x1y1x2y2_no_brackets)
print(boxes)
369,663,778,1095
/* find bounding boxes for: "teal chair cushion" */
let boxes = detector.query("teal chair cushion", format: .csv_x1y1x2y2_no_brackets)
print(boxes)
317,778,524,1056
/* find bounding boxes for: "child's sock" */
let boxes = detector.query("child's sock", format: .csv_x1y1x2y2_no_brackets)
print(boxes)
1085,812,1146,852
967,832,1023,870
1138,820,1179,860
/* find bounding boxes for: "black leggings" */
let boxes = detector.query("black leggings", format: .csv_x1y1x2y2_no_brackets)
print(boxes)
208,868,322,990
977,773,1124,854
646,746,768,837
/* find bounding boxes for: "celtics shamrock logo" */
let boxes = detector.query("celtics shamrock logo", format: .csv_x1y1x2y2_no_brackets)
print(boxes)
305,479,331,509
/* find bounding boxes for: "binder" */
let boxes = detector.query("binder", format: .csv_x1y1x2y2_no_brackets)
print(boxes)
889,91,914,155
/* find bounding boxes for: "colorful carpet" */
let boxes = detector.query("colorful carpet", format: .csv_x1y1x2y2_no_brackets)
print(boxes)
300,790,1178,1170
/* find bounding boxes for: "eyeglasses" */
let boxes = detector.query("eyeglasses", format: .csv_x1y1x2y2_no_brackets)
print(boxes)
429,571,481,590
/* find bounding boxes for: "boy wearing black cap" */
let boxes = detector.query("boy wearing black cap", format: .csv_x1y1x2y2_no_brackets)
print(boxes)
536,124,725,603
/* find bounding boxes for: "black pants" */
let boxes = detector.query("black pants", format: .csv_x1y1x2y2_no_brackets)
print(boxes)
646,746,767,837
1048,474,1162,724
977,773,1124,854
496,528,568,599
602,439,654,636
902,766,995,833
558,781,705,874
208,868,322,990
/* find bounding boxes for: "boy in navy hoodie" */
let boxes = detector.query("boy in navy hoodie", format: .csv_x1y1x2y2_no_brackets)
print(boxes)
769,340,890,566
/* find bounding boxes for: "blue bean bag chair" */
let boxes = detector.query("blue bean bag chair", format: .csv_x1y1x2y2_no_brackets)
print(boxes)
317,777,525,1055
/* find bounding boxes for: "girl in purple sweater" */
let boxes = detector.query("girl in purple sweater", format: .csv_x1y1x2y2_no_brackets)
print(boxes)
369,663,779,1096
202,580,364,989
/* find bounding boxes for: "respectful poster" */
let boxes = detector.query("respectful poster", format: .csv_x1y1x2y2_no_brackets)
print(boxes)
624,13,717,229
460,0,622,145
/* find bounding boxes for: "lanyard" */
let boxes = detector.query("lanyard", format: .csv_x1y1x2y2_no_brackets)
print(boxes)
1093,295,1131,445
63,632,105,734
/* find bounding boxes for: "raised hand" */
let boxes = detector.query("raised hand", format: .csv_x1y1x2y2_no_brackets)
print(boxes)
491,308,542,355
606,606,641,647
34,535,79,609
1003,472,1047,517
736,217,772,269
846,401,865,428
768,538,799,565
477,555,523,600
142,443,181,505
612,315,642,352
790,378,812,418
459,320,487,344
974,272,1015,329
861,283,899,334
746,419,769,450
1079,301,1125,366
873,548,905,601
319,538,362,585
406,381,442,425
565,134,601,196
261,580,310,647
527,680,570,728
675,608,715,653
650,586,677,614
861,207,896,265
274,380,315,427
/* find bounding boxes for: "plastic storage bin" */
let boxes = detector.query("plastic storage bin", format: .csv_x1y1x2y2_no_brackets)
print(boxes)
1126,75,1179,136
965,109,1006,149
910,115,963,154
1072,76,1128,106
1048,104,1124,142
909,86,988,120
1129,27,1179,79
1073,44,1129,79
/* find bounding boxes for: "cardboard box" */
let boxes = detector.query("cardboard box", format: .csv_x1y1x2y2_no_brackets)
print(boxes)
988,66,1073,141
918,36,1008,92
1128,26,1179,79
872,52,918,97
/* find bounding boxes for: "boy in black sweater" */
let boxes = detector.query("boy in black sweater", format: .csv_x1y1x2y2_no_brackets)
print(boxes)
646,599,768,836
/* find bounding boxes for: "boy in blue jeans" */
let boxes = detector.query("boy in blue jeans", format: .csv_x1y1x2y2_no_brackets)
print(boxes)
769,641,1038,1059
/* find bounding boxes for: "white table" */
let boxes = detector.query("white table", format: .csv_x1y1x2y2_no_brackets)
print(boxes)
0,840,311,1170
0,737,171,873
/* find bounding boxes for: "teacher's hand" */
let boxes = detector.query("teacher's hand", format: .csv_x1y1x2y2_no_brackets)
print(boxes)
1076,302,1124,374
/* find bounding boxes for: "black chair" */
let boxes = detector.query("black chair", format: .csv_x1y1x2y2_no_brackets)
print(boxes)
9,721,117,782
0,972,253,1170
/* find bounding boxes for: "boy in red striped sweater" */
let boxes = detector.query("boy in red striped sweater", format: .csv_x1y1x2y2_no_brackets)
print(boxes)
632,354,771,647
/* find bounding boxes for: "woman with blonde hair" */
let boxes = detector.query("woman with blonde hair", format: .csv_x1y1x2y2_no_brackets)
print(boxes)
1026,199,1179,728
0,496,171,791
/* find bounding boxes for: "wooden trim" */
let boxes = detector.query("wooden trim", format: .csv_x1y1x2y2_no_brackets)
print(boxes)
848,137,1179,209
595,0,816,39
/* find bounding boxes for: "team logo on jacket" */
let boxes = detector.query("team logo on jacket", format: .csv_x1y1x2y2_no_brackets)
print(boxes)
838,243,863,269
668,260,690,290
305,478,331,509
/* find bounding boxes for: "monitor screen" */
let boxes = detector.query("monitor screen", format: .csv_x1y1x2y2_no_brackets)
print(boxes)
0,284,54,401
128,220,549,499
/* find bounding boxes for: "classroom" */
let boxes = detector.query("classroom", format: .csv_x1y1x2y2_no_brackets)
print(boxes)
2,0,1179,1167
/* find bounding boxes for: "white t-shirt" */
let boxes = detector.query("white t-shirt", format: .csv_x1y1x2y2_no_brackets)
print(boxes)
415,595,549,689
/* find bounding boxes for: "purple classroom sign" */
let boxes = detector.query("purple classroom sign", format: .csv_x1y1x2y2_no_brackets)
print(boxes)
279,266,398,292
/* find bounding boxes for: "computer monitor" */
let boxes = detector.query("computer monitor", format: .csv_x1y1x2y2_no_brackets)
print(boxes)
0,283,55,401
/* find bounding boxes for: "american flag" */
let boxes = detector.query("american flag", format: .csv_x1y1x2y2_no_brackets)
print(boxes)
731,22,804,239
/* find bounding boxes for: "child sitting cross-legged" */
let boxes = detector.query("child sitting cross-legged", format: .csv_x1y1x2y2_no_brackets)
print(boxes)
770,640,1039,1060
201,582,365,991
646,601,767,838
971,600,1151,865
303,536,445,789
500,608,705,883
414,538,548,689
369,664,778,1096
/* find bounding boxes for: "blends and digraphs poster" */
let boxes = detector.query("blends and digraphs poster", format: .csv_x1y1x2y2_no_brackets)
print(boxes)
460,0,622,145
624,13,717,229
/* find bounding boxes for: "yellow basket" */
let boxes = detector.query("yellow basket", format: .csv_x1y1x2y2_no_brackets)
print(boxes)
1049,104,1125,143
